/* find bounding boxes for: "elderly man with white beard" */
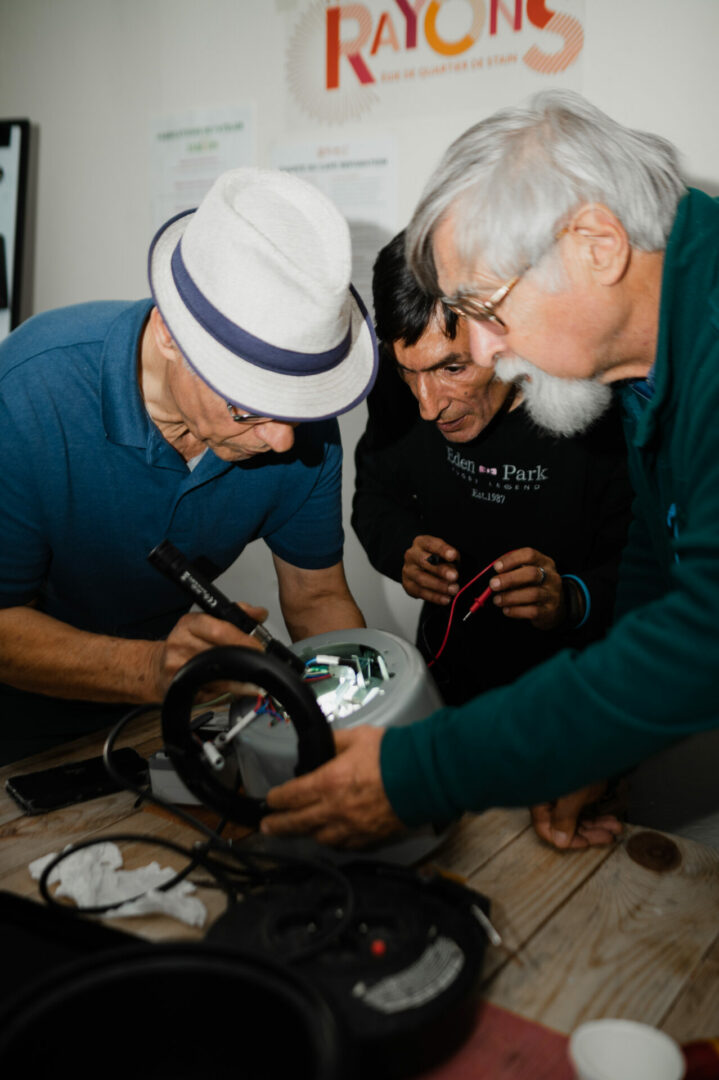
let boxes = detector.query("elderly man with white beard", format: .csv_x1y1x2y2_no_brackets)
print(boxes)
261,91,719,851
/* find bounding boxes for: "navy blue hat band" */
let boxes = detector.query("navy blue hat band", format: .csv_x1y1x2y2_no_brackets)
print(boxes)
170,242,352,376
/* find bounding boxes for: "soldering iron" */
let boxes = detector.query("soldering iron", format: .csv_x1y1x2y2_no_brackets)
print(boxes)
147,539,305,675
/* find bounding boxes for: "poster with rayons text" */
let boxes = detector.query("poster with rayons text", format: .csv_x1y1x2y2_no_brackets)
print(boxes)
284,1,585,128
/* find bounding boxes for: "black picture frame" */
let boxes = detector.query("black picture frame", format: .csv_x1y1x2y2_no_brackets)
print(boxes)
0,119,31,343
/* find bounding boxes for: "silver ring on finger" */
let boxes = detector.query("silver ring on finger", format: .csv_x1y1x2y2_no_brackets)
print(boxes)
537,566,546,585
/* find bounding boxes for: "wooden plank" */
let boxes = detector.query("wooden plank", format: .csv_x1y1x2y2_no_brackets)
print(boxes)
483,828,719,1035
1,804,230,941
79,811,231,941
0,789,142,874
431,807,533,879
661,934,719,1043
455,820,615,980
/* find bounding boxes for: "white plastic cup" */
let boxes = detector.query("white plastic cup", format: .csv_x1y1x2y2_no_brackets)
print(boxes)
568,1019,686,1080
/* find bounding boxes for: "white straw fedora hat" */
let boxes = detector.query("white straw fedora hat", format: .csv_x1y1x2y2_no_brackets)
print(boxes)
148,167,378,422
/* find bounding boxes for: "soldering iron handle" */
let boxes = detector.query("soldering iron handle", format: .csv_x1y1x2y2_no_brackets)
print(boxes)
148,540,258,633
147,540,305,674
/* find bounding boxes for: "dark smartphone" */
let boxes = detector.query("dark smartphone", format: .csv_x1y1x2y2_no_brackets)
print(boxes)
5,749,148,814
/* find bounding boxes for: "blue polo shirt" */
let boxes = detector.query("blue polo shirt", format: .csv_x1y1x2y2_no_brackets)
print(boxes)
0,300,344,640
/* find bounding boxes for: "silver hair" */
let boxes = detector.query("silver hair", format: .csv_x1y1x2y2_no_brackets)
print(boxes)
407,90,686,293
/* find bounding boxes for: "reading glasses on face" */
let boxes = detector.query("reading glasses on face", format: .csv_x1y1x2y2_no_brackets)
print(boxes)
441,227,569,333
441,275,521,333
226,403,274,424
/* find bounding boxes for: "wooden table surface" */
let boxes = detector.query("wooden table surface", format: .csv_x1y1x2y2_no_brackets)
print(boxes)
1,715,718,1051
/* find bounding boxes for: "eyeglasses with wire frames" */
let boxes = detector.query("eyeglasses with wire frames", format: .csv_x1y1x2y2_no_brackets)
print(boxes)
440,227,570,333
441,275,523,333
226,403,274,425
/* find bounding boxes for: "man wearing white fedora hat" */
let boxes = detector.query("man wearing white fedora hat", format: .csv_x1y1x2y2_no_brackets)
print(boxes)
0,167,377,764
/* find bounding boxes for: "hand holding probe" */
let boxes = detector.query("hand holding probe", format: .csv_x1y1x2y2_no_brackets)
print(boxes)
147,539,305,675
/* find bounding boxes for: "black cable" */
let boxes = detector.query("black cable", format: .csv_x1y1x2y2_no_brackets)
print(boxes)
35,705,238,919
38,699,356,959
37,833,237,916
103,705,229,846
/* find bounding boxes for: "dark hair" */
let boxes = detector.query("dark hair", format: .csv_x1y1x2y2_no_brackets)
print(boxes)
372,231,457,354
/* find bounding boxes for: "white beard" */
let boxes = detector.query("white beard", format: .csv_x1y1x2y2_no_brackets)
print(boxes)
494,355,613,437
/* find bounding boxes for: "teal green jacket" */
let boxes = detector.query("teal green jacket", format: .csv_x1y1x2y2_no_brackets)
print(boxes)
381,189,719,825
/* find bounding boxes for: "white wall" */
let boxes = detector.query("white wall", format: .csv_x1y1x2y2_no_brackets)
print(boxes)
2,0,718,643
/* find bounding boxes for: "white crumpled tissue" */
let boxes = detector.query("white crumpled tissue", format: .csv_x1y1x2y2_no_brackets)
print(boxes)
29,841,206,927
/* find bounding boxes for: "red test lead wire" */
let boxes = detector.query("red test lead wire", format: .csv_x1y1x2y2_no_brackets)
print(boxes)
427,557,502,668
462,585,493,621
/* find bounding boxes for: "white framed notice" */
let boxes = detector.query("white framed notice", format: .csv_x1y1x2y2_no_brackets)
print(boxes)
150,105,255,231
